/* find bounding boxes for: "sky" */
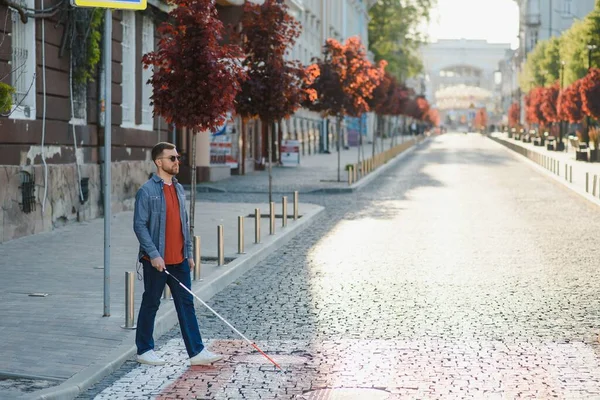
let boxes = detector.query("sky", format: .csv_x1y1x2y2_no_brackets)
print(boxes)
424,0,520,49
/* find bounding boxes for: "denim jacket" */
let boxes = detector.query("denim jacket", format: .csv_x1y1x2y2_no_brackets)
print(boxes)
133,173,193,262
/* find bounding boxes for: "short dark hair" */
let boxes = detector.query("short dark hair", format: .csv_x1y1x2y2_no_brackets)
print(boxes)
151,142,176,161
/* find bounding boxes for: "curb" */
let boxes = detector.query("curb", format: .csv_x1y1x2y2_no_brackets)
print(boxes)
351,138,427,192
308,137,427,194
29,204,325,400
488,134,600,209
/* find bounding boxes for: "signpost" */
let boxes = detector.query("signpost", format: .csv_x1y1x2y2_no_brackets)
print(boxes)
72,0,147,317
72,0,147,8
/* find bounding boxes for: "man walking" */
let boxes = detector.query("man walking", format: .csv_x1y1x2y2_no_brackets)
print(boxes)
133,142,222,366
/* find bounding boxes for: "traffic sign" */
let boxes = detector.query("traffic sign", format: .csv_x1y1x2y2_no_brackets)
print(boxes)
71,0,147,10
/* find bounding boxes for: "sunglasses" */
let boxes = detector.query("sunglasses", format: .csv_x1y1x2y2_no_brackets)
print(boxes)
159,155,182,162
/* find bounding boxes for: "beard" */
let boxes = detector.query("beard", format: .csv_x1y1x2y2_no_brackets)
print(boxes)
161,164,179,176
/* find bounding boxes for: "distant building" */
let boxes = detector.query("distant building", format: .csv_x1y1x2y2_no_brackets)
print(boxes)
515,0,595,60
502,0,596,125
419,39,511,127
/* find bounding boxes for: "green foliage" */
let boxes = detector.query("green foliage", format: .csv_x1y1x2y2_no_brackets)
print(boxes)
560,19,590,86
559,2,600,85
540,36,562,86
368,0,435,80
0,82,15,114
520,40,548,92
74,8,103,85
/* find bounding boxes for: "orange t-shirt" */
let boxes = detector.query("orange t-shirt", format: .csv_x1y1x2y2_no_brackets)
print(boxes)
163,183,185,265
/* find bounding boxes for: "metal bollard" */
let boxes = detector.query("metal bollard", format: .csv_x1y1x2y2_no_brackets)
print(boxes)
270,202,275,235
570,166,573,183
557,161,559,175
255,208,261,243
586,172,589,193
217,225,224,266
238,216,244,254
194,235,201,281
282,196,288,227
163,285,171,300
353,164,357,182
293,191,299,220
565,164,568,180
348,166,353,185
122,272,137,329
594,175,598,197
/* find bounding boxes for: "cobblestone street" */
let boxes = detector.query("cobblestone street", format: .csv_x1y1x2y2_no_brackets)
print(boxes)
77,134,600,399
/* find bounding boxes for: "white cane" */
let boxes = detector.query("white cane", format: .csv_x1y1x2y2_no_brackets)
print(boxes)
163,269,282,370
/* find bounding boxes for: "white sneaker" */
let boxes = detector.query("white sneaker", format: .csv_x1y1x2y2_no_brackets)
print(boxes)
136,350,166,365
190,348,223,365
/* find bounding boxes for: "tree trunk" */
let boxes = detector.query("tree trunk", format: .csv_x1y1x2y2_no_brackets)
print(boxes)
337,116,342,182
357,118,361,170
268,121,273,203
373,114,380,159
241,118,246,175
277,120,283,164
190,129,197,237
392,116,399,149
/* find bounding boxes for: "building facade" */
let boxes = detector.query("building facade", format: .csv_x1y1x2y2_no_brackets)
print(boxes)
501,0,596,125
419,39,511,127
0,0,373,243
515,0,595,59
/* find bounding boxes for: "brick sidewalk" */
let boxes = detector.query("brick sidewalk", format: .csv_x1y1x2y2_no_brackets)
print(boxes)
194,136,419,193
490,132,600,200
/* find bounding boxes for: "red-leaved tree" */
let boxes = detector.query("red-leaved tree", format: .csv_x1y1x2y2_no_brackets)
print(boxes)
473,108,488,130
558,80,583,123
416,96,431,121
235,0,303,202
388,80,410,146
540,83,560,124
304,36,385,181
526,87,548,129
425,108,440,127
508,102,520,128
142,0,246,235
580,67,600,120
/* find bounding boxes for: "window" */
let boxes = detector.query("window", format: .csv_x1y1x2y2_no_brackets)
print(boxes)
70,81,87,125
140,16,154,129
563,0,571,14
530,30,538,52
10,0,36,119
121,11,136,126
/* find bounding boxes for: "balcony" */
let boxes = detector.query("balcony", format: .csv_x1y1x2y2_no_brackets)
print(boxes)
525,13,541,26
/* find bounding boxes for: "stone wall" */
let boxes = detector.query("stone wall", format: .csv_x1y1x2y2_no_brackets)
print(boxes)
0,161,155,243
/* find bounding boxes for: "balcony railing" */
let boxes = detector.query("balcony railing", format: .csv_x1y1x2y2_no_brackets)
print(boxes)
525,13,541,26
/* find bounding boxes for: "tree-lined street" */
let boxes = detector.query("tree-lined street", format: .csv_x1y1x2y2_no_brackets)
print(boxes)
77,134,600,399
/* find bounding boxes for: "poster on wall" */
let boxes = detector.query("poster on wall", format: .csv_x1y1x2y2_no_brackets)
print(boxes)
346,115,366,147
210,113,239,169
280,139,300,167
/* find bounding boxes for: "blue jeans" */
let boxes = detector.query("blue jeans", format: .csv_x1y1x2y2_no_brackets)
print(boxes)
135,258,204,358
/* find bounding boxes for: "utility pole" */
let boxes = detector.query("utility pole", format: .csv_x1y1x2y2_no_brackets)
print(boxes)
72,0,147,317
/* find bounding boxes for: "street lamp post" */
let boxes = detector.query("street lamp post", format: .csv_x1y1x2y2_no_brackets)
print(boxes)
587,44,597,71
560,60,566,150
586,44,597,137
